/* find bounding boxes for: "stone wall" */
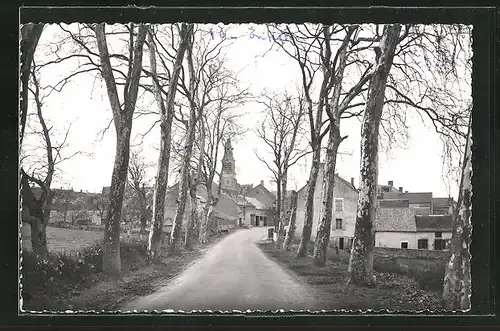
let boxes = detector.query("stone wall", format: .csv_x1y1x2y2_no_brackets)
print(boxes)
374,246,451,260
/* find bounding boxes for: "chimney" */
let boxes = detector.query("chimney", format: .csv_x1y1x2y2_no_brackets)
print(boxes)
399,187,403,193
351,178,355,186
260,180,264,186
388,180,394,187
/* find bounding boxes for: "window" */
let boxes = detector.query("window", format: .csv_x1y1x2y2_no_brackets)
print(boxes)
334,198,344,212
435,231,442,238
418,239,429,249
335,218,343,230
400,241,409,249
434,239,446,250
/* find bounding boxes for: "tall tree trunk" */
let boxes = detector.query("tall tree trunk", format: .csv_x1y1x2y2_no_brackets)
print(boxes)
347,24,401,286
283,190,298,251
139,214,147,234
313,125,342,266
186,116,205,249
185,171,198,250
199,195,215,244
102,124,132,277
20,171,48,259
169,25,196,255
96,23,148,277
20,23,44,146
296,146,322,258
275,172,287,248
147,24,191,262
63,191,71,223
169,123,196,255
443,121,472,311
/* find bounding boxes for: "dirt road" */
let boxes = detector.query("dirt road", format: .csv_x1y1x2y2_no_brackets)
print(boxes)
123,227,320,312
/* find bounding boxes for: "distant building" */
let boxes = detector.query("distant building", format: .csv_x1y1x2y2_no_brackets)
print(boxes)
431,197,456,215
164,138,277,231
374,181,454,250
164,181,240,234
374,210,453,250
294,163,359,250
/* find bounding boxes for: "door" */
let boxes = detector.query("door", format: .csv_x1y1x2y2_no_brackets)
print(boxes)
339,237,344,250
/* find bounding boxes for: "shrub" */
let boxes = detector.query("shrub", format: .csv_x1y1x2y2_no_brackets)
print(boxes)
21,238,148,311
373,257,407,275
413,264,446,292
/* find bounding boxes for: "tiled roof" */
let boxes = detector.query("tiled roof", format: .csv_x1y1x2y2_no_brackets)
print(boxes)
297,163,358,194
245,196,268,210
432,197,455,214
375,207,416,232
379,199,410,208
382,192,432,204
415,215,453,231
214,193,241,219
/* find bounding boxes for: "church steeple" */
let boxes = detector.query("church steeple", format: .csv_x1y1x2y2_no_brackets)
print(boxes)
222,139,235,175
221,138,238,193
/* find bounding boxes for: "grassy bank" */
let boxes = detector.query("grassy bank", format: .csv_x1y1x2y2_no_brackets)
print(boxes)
21,231,233,312
258,241,445,311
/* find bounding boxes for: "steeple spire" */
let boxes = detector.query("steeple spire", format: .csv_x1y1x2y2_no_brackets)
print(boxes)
222,138,235,175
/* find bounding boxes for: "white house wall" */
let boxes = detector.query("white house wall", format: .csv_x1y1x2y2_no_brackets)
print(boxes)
375,231,417,249
294,172,358,241
414,231,452,250
375,231,452,250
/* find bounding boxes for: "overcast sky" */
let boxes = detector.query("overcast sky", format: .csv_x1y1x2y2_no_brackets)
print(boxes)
22,23,471,200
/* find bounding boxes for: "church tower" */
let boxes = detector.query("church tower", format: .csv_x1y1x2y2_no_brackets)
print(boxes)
220,138,238,194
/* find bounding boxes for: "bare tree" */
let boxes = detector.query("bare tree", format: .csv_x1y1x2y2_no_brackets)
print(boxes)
198,86,247,244
311,25,382,266
20,59,82,259
443,115,472,310
267,24,331,258
254,91,307,249
168,25,246,251
268,24,377,259
20,23,44,146
168,27,198,255
146,24,193,262
88,193,106,225
283,190,299,251
347,24,402,286
94,23,148,278
127,149,152,234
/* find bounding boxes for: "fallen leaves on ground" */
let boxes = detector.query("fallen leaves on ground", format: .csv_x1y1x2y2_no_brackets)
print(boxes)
258,242,444,312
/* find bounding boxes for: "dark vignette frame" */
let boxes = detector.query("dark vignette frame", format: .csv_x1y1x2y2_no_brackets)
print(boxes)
1,3,496,329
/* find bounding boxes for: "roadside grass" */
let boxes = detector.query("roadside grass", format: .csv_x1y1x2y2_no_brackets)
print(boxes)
21,237,147,311
21,228,234,312
258,241,445,311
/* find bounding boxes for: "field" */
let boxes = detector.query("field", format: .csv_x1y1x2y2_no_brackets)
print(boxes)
21,225,145,254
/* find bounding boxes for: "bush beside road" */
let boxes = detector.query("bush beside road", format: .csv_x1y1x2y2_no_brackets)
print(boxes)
20,226,232,311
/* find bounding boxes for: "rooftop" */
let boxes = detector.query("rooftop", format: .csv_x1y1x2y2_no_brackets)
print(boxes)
415,214,453,232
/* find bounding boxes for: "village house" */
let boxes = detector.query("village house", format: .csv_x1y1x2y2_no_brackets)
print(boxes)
163,181,240,234
374,181,455,250
293,163,359,250
374,208,453,250
218,139,276,227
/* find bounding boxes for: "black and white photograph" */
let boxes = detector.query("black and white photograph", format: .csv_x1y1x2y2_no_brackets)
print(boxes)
19,17,474,314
